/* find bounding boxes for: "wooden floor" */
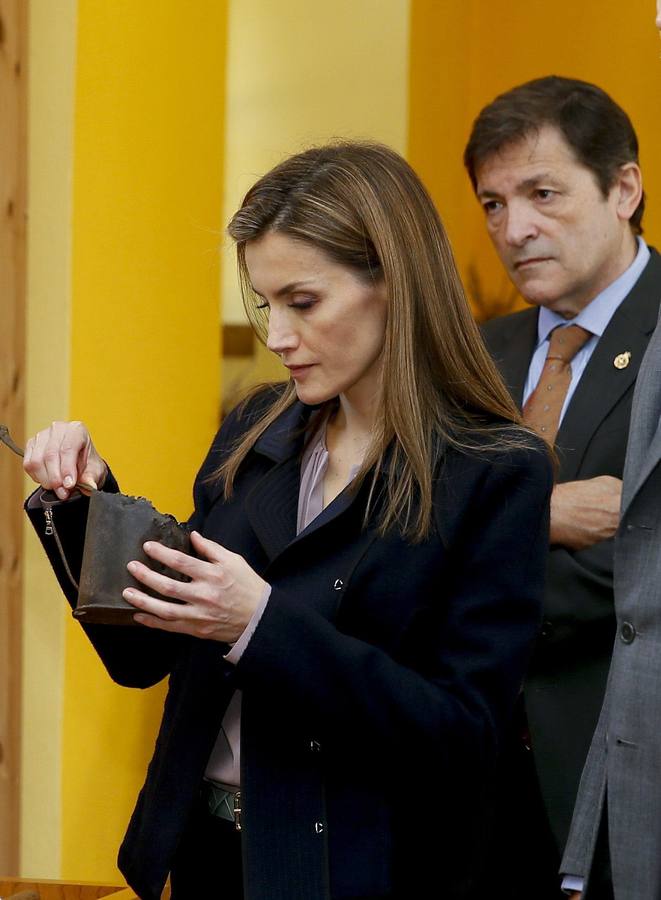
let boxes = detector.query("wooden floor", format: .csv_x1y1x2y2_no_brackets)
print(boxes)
0,877,171,900
0,878,132,899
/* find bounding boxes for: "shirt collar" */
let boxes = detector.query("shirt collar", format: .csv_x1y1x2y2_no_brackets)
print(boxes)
536,238,650,346
300,419,362,481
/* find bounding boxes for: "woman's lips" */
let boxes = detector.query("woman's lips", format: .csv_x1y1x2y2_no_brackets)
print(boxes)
286,364,314,378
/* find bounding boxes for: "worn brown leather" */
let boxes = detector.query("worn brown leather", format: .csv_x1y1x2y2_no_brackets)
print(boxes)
75,491,191,625
1,423,192,627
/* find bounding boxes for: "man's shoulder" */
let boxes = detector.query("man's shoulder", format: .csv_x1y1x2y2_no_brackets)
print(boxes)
480,306,538,353
613,245,661,330
645,244,661,273
627,244,661,297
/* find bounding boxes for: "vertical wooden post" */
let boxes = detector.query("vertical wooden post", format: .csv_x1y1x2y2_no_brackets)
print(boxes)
0,0,27,875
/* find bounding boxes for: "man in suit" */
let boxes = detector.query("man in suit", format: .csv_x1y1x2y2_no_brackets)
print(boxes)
561,8,661,898
561,261,661,900
463,75,661,898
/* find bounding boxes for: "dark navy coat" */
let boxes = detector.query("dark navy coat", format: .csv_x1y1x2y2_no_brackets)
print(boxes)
26,393,552,899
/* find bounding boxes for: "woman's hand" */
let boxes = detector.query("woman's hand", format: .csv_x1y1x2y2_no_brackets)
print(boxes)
123,530,268,643
23,420,108,499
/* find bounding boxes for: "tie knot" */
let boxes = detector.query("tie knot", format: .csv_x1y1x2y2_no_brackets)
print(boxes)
547,324,592,363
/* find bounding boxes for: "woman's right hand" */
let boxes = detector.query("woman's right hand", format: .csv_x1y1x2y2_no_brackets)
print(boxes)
23,420,108,500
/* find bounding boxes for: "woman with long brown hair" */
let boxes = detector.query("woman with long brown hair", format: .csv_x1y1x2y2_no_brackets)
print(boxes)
24,141,552,899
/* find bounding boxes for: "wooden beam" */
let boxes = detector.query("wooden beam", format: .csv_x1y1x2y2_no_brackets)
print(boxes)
222,323,254,357
0,0,27,875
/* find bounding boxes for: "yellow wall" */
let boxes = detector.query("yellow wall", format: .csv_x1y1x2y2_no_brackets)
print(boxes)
62,0,226,882
221,0,411,396
22,0,78,877
409,0,661,312
23,0,227,884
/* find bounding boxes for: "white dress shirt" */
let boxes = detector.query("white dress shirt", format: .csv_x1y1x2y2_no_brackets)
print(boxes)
523,238,650,423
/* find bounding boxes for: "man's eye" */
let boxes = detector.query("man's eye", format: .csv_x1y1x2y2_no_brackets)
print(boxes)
535,189,555,201
482,200,503,215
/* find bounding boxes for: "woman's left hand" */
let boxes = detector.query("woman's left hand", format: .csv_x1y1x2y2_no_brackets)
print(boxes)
123,530,268,642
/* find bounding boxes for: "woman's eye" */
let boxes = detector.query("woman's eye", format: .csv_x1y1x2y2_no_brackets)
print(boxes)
255,301,270,310
289,298,317,310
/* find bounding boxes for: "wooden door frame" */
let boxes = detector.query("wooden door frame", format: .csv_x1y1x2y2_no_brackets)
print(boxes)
0,0,27,875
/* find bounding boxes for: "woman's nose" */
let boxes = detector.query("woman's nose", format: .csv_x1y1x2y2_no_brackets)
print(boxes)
266,309,298,355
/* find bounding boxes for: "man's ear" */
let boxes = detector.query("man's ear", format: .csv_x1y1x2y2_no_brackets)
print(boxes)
614,162,643,223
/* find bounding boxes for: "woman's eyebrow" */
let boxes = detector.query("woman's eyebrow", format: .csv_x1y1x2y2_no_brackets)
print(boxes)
252,279,317,298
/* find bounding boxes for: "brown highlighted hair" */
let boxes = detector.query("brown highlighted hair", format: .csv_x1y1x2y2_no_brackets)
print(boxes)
220,141,535,541
464,75,645,235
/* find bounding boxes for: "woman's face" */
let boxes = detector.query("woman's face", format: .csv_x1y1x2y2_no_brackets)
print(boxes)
244,231,388,410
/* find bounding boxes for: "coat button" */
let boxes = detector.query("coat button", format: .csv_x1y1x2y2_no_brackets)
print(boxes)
309,739,321,753
333,578,344,591
540,619,554,639
620,622,636,644
314,821,325,834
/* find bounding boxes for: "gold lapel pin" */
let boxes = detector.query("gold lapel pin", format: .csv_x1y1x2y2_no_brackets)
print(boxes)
613,351,631,370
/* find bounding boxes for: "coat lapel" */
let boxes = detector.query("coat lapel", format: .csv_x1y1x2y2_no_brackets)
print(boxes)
292,478,364,543
244,402,307,562
628,420,661,508
621,306,661,513
555,250,661,481
244,401,370,563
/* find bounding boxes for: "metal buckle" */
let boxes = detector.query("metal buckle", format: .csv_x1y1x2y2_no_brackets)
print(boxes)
233,790,242,831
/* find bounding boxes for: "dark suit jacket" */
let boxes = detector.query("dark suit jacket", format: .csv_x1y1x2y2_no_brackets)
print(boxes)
482,247,661,851
26,393,551,900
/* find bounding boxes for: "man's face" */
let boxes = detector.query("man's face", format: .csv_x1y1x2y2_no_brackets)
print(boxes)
474,125,637,317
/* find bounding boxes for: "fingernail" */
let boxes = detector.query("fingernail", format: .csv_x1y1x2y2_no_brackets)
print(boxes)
127,561,137,572
63,475,74,488
123,588,135,599
56,487,68,500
